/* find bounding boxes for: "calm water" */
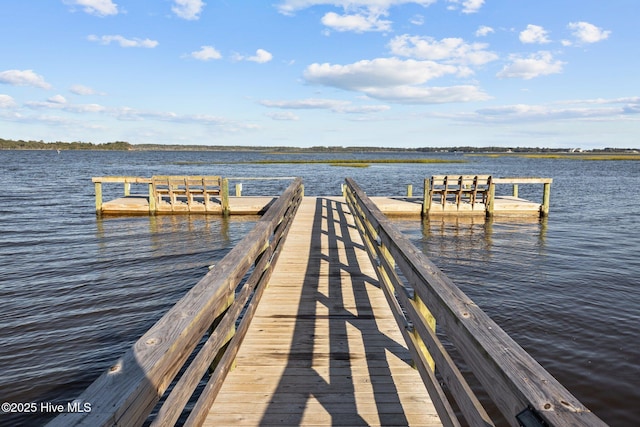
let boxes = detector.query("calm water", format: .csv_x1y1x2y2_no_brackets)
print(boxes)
0,150,638,426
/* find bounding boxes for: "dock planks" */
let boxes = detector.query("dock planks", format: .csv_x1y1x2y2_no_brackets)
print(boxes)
101,195,542,217
204,197,441,427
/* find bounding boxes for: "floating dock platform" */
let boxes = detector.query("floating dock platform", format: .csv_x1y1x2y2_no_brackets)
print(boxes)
94,175,552,218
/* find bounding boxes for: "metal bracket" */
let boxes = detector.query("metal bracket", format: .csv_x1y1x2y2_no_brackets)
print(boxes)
516,406,549,427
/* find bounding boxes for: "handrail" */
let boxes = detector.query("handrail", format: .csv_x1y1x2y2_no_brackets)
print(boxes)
488,177,552,217
225,176,300,197
344,178,605,427
50,178,304,427
92,176,152,213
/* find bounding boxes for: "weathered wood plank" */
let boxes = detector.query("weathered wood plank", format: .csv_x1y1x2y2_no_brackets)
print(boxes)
204,197,440,427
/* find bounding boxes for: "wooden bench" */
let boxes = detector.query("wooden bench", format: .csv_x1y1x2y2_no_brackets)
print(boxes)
430,175,462,206
152,176,222,211
152,176,172,207
459,174,491,207
202,176,221,204
428,174,492,211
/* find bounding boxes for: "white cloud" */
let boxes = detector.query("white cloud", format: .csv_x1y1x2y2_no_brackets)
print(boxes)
87,35,159,48
472,98,640,122
0,69,52,89
266,111,300,121
262,98,350,110
305,58,457,89
276,0,437,15
303,58,489,104
248,49,273,63
276,0,436,32
321,11,391,32
365,85,490,103
389,35,498,66
25,99,106,113
64,0,118,17
519,24,551,44
234,49,273,63
0,94,17,108
446,0,484,14
475,25,494,37
261,98,390,113
48,95,67,104
568,21,611,44
70,84,102,95
190,46,222,61
497,51,565,80
172,0,206,20
410,14,424,26
556,96,640,105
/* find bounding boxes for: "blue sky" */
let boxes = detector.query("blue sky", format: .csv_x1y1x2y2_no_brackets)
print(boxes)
1,0,637,148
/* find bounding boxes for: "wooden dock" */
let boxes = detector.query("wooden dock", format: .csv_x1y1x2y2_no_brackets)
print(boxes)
94,175,553,218
51,177,607,427
204,197,440,426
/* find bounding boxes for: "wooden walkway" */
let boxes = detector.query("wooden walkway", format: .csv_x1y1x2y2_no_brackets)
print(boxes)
205,197,441,426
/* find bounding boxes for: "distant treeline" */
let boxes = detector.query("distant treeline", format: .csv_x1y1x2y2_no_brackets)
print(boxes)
0,137,636,153
0,138,132,151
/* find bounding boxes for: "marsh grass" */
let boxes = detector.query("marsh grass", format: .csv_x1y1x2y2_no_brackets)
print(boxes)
174,158,465,166
330,162,370,168
469,153,640,161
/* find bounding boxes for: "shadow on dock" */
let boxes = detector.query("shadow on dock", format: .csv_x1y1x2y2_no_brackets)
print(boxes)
257,198,413,425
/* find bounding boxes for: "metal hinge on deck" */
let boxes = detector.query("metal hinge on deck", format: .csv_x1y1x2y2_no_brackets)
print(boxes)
516,406,549,427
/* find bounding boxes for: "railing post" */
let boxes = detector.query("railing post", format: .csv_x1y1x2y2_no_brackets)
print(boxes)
407,184,413,198
94,181,103,215
541,182,551,217
221,178,230,216
235,183,242,197
421,178,431,217
124,181,131,197
148,183,156,214
486,181,495,217
512,184,518,198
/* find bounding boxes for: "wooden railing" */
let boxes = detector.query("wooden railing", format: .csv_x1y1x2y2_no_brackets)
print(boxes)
489,177,553,217
344,178,605,427
92,176,152,213
92,175,230,215
226,176,298,197
50,178,304,427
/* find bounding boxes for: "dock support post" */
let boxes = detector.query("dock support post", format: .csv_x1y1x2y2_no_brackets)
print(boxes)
235,183,242,197
124,181,131,197
512,184,519,198
486,182,495,217
421,178,431,217
148,183,156,214
541,182,551,217
94,181,103,214
221,178,230,216
407,184,413,198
